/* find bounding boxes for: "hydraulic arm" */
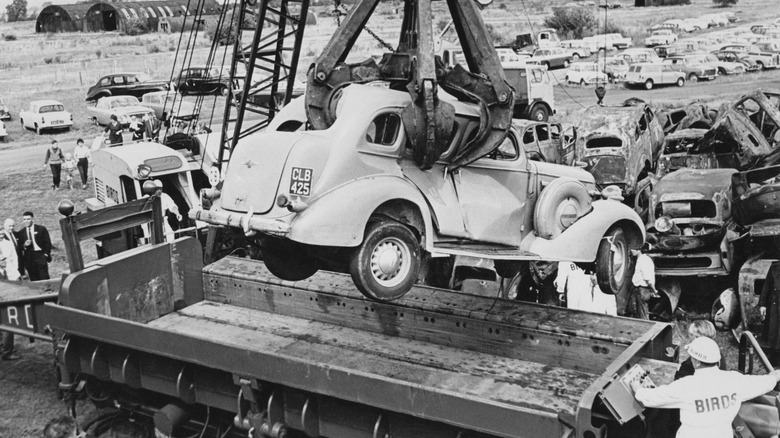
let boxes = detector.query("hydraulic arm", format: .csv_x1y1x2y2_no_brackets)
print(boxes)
305,0,515,169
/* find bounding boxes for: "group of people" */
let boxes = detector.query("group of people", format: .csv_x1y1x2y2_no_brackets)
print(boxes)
103,113,162,147
44,139,92,190
0,211,51,361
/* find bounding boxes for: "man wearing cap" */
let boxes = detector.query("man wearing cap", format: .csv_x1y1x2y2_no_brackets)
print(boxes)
625,243,658,319
631,337,780,438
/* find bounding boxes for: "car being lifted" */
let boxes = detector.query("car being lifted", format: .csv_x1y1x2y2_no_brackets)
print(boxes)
192,84,645,302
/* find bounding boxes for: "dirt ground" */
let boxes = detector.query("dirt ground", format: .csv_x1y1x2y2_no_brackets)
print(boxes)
1,0,779,436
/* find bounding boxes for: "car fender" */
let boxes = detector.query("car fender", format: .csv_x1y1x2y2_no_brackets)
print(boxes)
520,199,645,262
288,175,435,249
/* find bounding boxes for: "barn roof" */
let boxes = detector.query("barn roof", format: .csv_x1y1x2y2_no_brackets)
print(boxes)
38,3,94,21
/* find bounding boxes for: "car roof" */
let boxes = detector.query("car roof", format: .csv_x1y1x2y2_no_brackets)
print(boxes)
102,72,145,77
30,100,64,106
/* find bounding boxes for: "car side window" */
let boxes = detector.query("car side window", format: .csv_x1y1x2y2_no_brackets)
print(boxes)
531,69,543,83
491,133,519,161
126,75,139,83
112,76,125,85
523,128,535,144
536,124,549,141
366,113,401,146
638,114,648,134
100,77,111,86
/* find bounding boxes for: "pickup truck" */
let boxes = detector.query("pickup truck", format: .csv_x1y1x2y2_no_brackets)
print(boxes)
192,84,645,302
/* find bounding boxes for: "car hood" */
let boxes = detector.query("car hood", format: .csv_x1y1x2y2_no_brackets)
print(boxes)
113,106,155,116
653,168,737,200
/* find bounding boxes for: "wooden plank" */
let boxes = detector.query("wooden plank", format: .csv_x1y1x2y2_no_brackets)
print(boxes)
148,301,596,416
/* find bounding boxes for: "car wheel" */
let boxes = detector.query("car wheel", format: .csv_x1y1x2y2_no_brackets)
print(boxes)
687,73,699,82
262,237,319,281
349,220,421,302
219,85,229,96
595,226,634,296
579,79,587,86
572,53,580,61
563,59,570,68
543,62,551,70
644,79,654,90
534,177,592,239
35,124,42,135
676,77,685,87
529,104,549,122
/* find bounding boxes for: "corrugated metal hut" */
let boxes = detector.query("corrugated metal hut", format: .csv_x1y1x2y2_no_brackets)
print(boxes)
36,0,222,33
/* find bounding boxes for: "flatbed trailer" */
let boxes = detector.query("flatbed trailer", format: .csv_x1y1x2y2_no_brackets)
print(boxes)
0,278,58,341
40,232,680,438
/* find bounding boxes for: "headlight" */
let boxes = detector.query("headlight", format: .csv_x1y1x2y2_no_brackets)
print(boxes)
655,216,674,233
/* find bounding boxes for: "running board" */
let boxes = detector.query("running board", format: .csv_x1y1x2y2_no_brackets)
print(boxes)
432,242,540,260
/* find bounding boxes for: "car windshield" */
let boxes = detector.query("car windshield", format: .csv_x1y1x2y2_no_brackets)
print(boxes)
109,97,140,108
135,73,152,82
586,136,623,149
39,105,64,113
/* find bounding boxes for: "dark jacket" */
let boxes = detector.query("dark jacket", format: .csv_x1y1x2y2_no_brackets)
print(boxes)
759,261,780,352
20,224,52,259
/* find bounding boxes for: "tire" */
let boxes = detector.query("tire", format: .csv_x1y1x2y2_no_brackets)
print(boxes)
757,62,765,70
572,53,580,61
262,237,319,281
563,59,570,68
543,62,551,70
644,79,654,90
595,226,633,296
534,177,592,239
529,104,549,122
349,220,421,302
676,77,685,87
687,73,699,83
219,85,229,96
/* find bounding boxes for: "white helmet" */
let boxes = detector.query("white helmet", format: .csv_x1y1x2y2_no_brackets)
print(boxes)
686,337,721,364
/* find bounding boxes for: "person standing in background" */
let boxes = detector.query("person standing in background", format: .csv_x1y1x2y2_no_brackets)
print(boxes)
20,211,52,281
61,153,77,190
73,138,91,190
105,114,124,146
43,140,65,190
3,218,23,278
626,243,659,319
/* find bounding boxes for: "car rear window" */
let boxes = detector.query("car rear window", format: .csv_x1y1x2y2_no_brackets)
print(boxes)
586,136,623,148
366,113,400,146
39,105,64,113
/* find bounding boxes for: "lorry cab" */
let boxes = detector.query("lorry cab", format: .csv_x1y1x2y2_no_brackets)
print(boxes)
88,142,213,251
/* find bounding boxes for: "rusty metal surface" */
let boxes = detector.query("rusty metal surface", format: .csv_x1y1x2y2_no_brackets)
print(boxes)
732,164,780,226
658,104,716,134
738,256,776,333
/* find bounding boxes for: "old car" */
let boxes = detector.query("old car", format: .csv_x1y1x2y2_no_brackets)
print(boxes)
574,102,664,208
528,47,571,69
174,67,232,96
190,84,645,302
646,168,744,279
86,96,155,127
0,98,10,120
655,129,713,177
693,53,747,76
717,44,779,69
754,40,780,55
711,50,761,72
662,55,718,82
86,72,170,102
625,63,686,90
565,62,608,86
558,39,593,60
512,119,576,165
586,33,633,50
732,165,780,226
619,48,662,65
603,56,629,81
140,91,198,122
19,100,73,134
658,103,717,135
645,29,678,47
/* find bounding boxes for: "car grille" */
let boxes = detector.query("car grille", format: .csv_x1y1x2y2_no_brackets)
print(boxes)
655,200,717,219
704,69,716,76
654,257,715,269
95,177,105,203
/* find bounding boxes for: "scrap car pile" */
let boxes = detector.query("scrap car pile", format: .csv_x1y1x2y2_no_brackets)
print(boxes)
571,88,780,319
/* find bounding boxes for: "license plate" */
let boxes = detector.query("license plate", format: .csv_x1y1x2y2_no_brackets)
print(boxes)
289,167,313,196
53,120,63,124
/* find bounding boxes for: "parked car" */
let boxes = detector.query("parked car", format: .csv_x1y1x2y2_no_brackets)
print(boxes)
587,33,632,50
528,48,572,69
191,84,645,301
565,62,608,85
718,44,779,69
495,47,530,64
603,56,630,81
625,63,686,90
711,50,761,72
0,98,10,120
86,96,155,127
754,40,780,55
512,119,576,165
645,29,678,47
558,40,593,60
140,91,198,122
620,48,662,65
0,120,7,141
574,102,664,204
662,55,718,82
86,73,170,102
693,53,747,75
174,67,232,96
19,100,73,134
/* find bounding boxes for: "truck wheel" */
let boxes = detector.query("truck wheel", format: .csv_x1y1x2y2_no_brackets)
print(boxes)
534,177,592,239
529,104,549,122
219,85,229,96
350,220,421,302
262,237,319,281
676,77,685,87
595,226,632,296
687,73,698,83
644,79,654,90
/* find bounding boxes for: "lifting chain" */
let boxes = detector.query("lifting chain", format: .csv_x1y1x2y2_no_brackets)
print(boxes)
332,0,395,52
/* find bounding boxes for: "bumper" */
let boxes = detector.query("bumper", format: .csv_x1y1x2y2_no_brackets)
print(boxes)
0,113,9,121
649,251,728,276
189,207,291,236
42,121,73,129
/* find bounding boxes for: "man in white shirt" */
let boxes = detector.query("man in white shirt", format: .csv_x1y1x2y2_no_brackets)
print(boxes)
632,337,780,438
626,244,658,319
555,262,617,315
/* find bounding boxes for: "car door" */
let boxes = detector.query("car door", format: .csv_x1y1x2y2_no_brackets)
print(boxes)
454,132,532,246
125,75,144,97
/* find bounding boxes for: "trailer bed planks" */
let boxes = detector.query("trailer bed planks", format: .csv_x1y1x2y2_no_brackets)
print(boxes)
44,252,679,438
0,279,59,340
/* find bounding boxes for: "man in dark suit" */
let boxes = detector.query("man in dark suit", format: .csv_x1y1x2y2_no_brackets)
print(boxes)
20,211,51,281
3,218,23,278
